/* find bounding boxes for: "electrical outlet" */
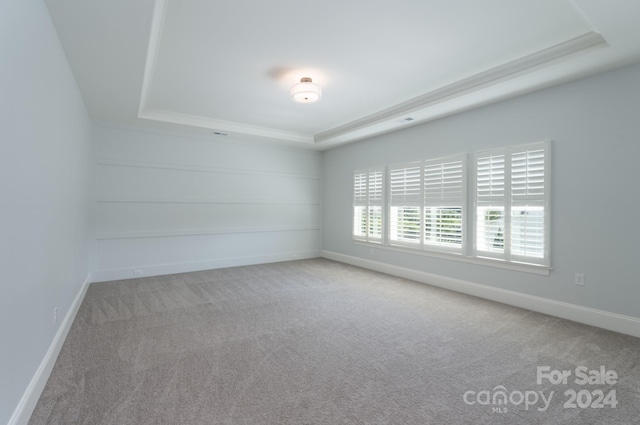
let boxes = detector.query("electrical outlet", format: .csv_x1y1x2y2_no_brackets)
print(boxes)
574,273,585,286
53,307,58,325
134,269,143,276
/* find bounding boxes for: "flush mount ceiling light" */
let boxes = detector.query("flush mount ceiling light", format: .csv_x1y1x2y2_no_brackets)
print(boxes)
290,77,321,103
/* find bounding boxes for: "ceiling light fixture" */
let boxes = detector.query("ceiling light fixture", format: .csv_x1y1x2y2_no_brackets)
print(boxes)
290,77,321,103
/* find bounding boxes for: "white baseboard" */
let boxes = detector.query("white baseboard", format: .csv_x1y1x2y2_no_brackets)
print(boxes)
92,250,321,282
322,250,640,339
8,272,92,425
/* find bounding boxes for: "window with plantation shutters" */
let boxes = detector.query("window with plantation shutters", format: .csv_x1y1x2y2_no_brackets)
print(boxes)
388,155,467,253
353,168,384,242
423,156,466,253
474,141,550,266
352,141,549,273
389,162,422,246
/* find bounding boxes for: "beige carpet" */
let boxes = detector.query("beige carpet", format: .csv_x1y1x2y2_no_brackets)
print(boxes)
29,258,640,424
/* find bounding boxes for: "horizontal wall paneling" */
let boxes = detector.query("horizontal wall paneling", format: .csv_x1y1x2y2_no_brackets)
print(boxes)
95,125,322,280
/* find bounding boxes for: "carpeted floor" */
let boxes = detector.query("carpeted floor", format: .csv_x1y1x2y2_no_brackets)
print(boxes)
29,258,640,424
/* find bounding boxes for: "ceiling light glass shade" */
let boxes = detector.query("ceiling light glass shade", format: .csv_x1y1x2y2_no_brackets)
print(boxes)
290,77,321,103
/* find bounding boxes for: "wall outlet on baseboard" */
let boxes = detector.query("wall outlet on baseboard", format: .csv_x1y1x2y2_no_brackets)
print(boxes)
574,273,585,286
53,307,58,325
133,269,143,276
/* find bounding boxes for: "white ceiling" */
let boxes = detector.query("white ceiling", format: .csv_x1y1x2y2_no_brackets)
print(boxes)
45,0,640,150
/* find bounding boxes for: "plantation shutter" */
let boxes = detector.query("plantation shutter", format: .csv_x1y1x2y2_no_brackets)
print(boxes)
353,172,367,240
389,162,422,246
423,155,466,253
368,170,384,204
510,142,549,265
367,169,384,241
390,163,422,204
474,141,549,266
423,157,465,204
353,168,384,242
354,172,367,204
476,154,506,203
475,150,507,259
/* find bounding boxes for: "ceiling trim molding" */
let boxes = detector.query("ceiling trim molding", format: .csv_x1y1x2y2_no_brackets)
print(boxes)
139,108,315,144
314,31,607,144
138,0,168,115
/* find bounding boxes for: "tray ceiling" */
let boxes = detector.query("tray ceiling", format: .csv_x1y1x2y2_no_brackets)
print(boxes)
45,0,640,149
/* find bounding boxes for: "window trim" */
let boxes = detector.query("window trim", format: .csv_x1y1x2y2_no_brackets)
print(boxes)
354,240,551,275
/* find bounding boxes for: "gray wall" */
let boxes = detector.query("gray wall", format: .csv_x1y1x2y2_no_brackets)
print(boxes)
93,125,322,281
323,62,640,319
0,0,94,422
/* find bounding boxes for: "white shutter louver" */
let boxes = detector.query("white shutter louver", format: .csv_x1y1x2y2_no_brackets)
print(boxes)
354,172,367,204
390,164,422,205
424,159,464,203
476,154,505,203
368,170,383,202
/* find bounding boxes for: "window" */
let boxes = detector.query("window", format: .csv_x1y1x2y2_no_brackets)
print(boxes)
353,168,384,243
474,141,549,266
388,155,466,254
352,140,550,272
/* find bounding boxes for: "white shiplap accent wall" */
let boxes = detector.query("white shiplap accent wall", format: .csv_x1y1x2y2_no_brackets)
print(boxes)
93,125,322,281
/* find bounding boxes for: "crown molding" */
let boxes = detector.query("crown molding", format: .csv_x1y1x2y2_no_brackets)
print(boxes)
138,108,315,144
138,0,168,116
314,32,607,144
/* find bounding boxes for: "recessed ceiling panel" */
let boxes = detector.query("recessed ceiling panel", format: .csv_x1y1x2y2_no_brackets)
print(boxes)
145,0,592,134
